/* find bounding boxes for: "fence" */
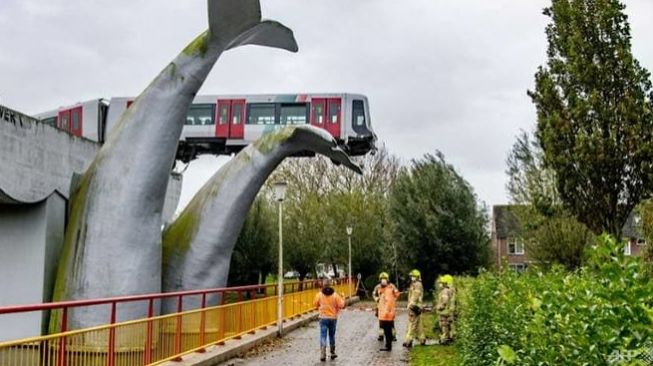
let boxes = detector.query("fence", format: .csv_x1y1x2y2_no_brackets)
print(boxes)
0,279,354,366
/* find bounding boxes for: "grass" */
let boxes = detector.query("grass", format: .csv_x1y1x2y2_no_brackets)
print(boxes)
410,311,462,366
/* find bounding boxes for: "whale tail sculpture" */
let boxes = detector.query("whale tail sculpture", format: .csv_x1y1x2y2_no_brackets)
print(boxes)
209,0,297,52
162,125,362,312
51,0,298,333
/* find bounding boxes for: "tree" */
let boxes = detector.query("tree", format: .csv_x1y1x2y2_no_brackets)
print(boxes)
529,0,653,237
636,200,653,266
390,152,489,288
283,192,327,280
227,196,276,286
506,131,561,216
506,131,595,268
267,145,400,281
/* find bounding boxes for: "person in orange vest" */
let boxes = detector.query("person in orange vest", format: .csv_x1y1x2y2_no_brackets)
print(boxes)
373,272,398,342
377,274,401,352
314,278,346,362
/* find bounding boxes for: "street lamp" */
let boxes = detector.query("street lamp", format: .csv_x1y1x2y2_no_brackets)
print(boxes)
346,225,353,299
273,181,287,337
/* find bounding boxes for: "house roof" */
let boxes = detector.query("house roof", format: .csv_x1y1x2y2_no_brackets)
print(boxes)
492,204,644,240
493,205,522,238
622,211,643,239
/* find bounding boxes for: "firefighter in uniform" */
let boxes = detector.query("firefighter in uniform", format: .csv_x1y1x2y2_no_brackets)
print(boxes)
436,274,455,344
403,269,426,348
372,272,397,342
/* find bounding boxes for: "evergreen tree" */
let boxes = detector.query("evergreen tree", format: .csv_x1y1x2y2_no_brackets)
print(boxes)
390,152,489,288
529,0,653,237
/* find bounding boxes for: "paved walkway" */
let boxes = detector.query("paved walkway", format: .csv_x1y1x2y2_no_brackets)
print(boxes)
222,303,410,366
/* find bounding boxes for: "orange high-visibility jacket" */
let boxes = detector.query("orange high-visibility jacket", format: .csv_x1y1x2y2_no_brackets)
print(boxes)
377,284,400,321
314,289,345,319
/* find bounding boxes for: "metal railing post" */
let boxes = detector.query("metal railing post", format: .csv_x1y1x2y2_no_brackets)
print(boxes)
219,291,226,341
144,299,154,365
174,295,183,359
199,293,207,351
107,302,116,366
57,307,68,366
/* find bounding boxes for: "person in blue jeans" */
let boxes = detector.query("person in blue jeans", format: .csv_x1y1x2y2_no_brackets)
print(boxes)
314,279,345,362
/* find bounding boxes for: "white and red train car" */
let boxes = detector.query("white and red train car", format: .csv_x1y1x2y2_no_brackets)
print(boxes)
36,93,376,162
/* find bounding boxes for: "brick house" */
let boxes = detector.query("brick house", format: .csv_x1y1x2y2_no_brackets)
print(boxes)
491,205,530,271
622,213,647,257
491,205,647,270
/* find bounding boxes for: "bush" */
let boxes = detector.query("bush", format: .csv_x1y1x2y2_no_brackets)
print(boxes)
457,235,653,365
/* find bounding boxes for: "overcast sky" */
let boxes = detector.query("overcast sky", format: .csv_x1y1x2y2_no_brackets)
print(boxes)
2,0,652,211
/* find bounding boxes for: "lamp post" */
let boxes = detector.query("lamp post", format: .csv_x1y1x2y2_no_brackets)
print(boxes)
273,181,288,337
346,225,353,298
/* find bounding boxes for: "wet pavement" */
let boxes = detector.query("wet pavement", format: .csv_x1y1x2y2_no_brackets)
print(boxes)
222,303,410,366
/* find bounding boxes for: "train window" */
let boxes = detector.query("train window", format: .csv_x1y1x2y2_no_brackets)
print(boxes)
186,104,214,125
352,100,366,126
60,114,69,130
312,103,324,124
248,104,276,125
329,101,340,124
41,117,57,127
218,104,229,125
280,104,308,125
232,103,242,125
72,110,80,130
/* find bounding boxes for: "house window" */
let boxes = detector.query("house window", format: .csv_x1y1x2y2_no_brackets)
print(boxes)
624,242,632,256
509,263,527,272
507,237,524,255
637,239,647,246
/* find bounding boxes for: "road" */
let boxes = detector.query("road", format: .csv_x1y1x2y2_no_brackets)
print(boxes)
222,303,410,366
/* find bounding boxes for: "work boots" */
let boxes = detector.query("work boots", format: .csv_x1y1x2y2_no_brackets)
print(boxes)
330,346,338,360
320,346,326,362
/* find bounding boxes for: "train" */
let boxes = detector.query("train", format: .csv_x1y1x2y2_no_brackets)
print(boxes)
35,93,377,162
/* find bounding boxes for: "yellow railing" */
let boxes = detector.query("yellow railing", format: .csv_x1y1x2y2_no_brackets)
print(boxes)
0,282,353,366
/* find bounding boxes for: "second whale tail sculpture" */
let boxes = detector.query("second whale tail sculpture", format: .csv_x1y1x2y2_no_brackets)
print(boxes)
162,125,362,311
51,0,298,331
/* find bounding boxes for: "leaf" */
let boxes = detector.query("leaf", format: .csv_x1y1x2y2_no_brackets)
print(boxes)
498,345,517,364
528,292,543,312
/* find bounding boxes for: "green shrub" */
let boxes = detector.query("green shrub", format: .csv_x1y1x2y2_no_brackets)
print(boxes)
457,235,653,365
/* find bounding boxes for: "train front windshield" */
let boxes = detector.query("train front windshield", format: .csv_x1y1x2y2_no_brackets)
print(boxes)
352,100,366,127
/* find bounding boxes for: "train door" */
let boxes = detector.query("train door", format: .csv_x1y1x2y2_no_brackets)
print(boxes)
69,106,83,136
326,98,341,138
230,99,245,139
216,99,245,139
216,100,230,138
57,109,70,131
310,98,326,129
58,106,83,136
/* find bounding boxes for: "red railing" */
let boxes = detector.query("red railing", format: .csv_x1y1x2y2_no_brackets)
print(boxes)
0,278,349,366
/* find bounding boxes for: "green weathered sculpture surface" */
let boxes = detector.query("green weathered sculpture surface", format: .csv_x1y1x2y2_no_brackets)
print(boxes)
162,125,362,310
52,0,298,329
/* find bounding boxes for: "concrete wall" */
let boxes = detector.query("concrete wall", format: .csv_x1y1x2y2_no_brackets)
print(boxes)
0,105,185,342
0,193,66,342
0,104,182,219
0,104,98,203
